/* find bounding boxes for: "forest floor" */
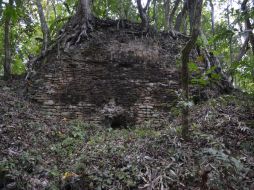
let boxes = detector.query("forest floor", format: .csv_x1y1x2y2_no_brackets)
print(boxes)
0,79,254,190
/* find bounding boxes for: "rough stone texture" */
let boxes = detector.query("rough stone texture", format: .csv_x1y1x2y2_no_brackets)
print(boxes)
28,24,199,126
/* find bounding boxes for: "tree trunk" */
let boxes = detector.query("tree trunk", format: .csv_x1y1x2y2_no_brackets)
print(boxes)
208,0,216,49
4,0,13,80
46,0,50,21
168,0,181,30
237,34,250,61
164,0,171,30
153,0,158,31
226,4,233,65
174,0,187,31
74,0,92,43
241,0,254,54
181,0,203,139
0,0,3,16
137,0,151,30
188,0,198,33
35,0,51,55
59,0,92,48
119,0,125,20
182,15,187,34
80,0,91,23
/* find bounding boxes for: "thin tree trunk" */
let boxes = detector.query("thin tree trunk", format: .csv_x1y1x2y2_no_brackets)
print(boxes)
208,0,216,49
181,0,203,139
4,0,13,80
241,0,254,54
35,0,51,55
200,29,208,46
174,0,187,31
182,14,187,34
137,0,151,30
46,0,50,20
209,0,215,35
153,0,158,31
119,0,124,19
237,34,250,61
80,0,91,22
105,0,109,18
164,0,171,30
238,21,243,33
75,0,92,42
226,3,233,65
0,0,3,16
188,0,198,33
168,0,181,30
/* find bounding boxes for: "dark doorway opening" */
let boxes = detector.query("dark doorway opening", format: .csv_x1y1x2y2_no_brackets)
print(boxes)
104,114,134,129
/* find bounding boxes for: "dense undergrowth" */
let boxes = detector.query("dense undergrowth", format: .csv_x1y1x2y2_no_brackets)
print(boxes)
0,80,254,190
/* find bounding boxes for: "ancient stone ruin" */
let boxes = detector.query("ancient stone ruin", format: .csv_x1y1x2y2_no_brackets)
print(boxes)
28,21,228,127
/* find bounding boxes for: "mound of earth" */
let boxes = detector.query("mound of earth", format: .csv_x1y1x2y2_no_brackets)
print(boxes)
0,79,253,190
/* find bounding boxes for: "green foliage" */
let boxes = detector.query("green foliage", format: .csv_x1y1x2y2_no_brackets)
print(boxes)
11,55,25,75
191,76,208,86
93,0,138,20
188,61,199,72
231,55,254,94
189,61,221,87
49,121,90,158
0,0,77,76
